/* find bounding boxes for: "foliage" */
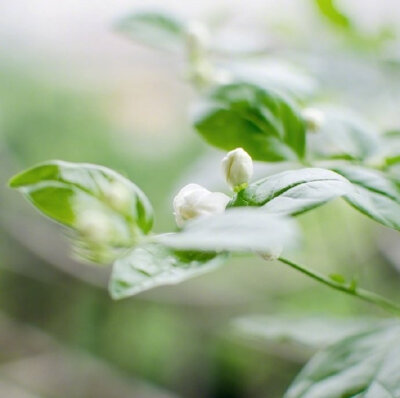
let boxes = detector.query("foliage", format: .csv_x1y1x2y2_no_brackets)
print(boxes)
8,8,400,397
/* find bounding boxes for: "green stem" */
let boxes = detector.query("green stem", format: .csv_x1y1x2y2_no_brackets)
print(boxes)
278,257,400,316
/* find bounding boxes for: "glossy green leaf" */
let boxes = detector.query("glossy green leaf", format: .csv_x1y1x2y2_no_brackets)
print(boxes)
114,11,184,52
157,208,298,252
110,243,228,299
234,315,386,350
332,165,400,231
285,323,400,398
9,161,154,263
308,107,380,161
194,83,306,161
229,168,354,216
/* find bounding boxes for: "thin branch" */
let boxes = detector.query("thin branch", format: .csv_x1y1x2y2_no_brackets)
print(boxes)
278,257,400,316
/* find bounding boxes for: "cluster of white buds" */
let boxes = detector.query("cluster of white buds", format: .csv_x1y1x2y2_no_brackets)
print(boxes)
302,108,325,132
173,184,230,227
173,148,253,227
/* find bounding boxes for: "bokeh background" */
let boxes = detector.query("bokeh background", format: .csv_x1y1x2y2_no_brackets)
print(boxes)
1,1,400,397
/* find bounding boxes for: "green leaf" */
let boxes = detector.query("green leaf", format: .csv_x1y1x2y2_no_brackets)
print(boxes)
114,11,184,52
109,243,228,299
9,161,154,263
193,83,306,161
332,165,400,231
285,323,400,398
156,208,298,252
308,107,380,161
229,168,354,216
234,315,386,350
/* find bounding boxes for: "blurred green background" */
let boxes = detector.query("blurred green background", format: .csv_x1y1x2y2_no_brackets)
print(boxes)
1,1,400,397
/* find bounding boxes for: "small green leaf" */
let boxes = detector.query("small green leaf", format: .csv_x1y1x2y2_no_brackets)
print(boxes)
229,168,354,216
308,107,380,161
9,161,154,263
329,273,346,283
156,208,298,252
194,83,306,161
109,243,228,299
332,165,400,231
114,11,184,52
285,323,400,398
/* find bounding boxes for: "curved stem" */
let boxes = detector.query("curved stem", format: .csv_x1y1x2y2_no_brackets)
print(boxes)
278,257,400,316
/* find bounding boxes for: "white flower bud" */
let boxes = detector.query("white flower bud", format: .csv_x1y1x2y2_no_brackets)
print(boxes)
222,148,253,191
76,209,111,243
105,181,131,211
302,108,325,132
173,183,230,227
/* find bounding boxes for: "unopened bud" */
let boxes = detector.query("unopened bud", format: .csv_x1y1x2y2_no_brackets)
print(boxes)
222,148,253,191
302,108,325,132
105,181,131,211
76,209,111,243
173,183,230,227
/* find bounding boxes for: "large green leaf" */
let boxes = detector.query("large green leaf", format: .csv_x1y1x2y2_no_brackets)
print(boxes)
332,165,400,231
229,168,354,216
9,161,153,263
285,323,400,398
110,243,228,299
308,107,380,161
114,11,184,52
193,83,306,161
234,315,387,350
157,208,298,252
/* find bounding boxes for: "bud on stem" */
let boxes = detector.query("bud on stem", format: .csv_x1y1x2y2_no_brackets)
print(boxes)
222,148,253,191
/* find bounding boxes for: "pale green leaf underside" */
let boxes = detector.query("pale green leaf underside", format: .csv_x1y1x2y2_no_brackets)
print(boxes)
234,315,389,350
308,107,380,161
156,208,298,252
110,243,228,299
285,324,400,398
